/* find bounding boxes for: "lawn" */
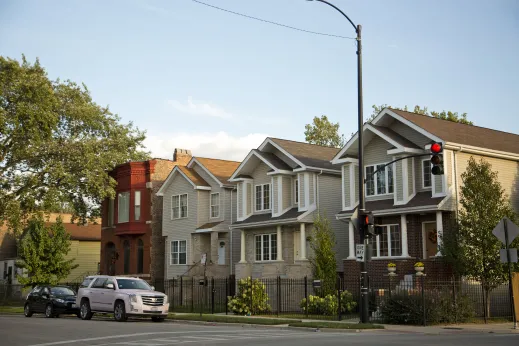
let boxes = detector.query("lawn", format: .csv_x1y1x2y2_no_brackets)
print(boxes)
0,306,24,314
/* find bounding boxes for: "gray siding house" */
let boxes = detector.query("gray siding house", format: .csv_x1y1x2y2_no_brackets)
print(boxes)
229,137,344,279
332,107,519,284
157,157,240,279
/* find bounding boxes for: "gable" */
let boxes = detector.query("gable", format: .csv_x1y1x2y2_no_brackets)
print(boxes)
189,157,240,187
156,166,210,196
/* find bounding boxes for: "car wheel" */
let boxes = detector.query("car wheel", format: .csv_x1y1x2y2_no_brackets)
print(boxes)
113,301,127,322
151,316,164,322
24,303,33,317
76,312,81,318
80,300,93,320
45,304,54,318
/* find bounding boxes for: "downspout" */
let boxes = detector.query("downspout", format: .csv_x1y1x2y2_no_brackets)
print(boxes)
317,170,323,214
229,187,235,276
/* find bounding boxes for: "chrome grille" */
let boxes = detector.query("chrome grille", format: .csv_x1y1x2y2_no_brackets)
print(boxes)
141,295,165,306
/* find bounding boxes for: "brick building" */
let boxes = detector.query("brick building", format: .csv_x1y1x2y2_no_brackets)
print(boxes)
100,149,192,281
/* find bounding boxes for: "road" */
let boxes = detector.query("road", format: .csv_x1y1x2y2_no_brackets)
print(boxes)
0,315,518,346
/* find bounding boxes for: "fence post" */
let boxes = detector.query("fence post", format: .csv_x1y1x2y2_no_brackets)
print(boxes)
337,276,342,321
277,277,281,317
482,281,488,324
421,275,426,327
211,277,215,314
452,279,457,324
171,279,175,312
191,277,194,313
225,277,229,315
180,276,183,307
304,276,308,318
249,277,253,315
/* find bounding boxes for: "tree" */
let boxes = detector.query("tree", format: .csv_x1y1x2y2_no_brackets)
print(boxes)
369,104,473,125
308,212,337,296
304,115,345,148
15,215,79,287
0,55,149,238
440,157,519,317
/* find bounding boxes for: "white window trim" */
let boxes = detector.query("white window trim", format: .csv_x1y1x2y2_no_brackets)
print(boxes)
254,233,277,262
117,191,130,224
210,192,220,218
372,224,402,258
365,163,394,197
422,159,432,189
254,183,271,212
171,193,188,220
170,240,187,265
134,190,141,221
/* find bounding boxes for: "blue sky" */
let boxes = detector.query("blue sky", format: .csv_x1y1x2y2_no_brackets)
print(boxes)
1,0,518,161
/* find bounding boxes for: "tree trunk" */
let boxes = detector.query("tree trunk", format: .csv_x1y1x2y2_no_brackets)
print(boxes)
485,288,491,319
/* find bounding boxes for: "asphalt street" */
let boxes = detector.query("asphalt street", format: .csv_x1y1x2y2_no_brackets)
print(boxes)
0,314,518,346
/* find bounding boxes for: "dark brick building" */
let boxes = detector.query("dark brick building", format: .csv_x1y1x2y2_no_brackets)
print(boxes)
100,149,192,281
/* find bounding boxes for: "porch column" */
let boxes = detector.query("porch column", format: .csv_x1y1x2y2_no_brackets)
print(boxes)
347,221,355,259
300,223,306,260
239,230,246,263
400,214,409,257
436,211,443,256
276,225,283,261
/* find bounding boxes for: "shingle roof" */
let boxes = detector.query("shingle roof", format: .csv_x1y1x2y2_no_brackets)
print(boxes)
197,221,223,230
194,157,241,185
370,125,420,149
43,222,101,241
253,150,292,170
269,138,341,170
390,109,519,155
338,192,445,214
178,166,210,187
232,208,306,226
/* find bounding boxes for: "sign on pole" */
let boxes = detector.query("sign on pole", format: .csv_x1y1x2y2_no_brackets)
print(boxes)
492,217,519,246
501,248,518,263
356,244,365,262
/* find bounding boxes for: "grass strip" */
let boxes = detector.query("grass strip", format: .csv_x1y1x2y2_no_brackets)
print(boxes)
0,306,24,314
288,321,384,329
168,314,296,325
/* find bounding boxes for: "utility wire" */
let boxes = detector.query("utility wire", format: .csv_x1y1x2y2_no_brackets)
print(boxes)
191,0,355,40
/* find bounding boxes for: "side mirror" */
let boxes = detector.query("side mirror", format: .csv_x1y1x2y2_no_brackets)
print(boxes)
106,283,114,289
150,286,155,291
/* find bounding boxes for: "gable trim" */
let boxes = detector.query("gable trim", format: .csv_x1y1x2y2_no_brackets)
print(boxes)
229,150,279,182
259,138,307,169
156,166,207,196
187,157,225,187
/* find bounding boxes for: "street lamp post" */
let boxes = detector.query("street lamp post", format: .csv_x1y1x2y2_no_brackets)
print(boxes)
308,0,368,324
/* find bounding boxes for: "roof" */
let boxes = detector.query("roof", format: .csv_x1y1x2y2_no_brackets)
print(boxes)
338,192,445,215
196,221,223,230
194,157,241,185
370,124,420,149
43,222,101,241
232,208,306,226
269,138,341,170
390,109,519,155
253,150,292,170
178,166,210,187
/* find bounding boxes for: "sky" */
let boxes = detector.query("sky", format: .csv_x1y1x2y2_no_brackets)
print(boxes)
1,0,518,162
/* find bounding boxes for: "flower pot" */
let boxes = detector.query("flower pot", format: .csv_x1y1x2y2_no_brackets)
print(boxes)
387,267,396,273
414,266,424,272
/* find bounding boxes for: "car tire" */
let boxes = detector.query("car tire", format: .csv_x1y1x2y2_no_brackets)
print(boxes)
76,312,81,319
45,304,54,318
80,300,93,320
151,316,164,322
114,301,127,322
24,303,33,318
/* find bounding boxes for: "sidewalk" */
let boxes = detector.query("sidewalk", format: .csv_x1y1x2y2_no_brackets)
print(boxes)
381,322,519,335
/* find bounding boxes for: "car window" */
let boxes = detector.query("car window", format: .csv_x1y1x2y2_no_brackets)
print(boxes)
116,279,152,290
42,287,50,295
50,287,76,296
103,278,115,289
91,278,107,288
80,277,94,288
30,286,41,295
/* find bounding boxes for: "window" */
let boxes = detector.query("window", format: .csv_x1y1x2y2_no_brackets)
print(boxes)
294,179,299,204
92,278,107,288
255,234,277,261
80,278,94,288
366,164,394,196
116,278,151,290
255,184,271,211
171,240,187,265
118,192,130,223
108,198,114,226
137,239,144,273
210,193,220,218
371,225,402,257
134,191,141,221
123,240,130,274
171,194,188,219
422,159,432,188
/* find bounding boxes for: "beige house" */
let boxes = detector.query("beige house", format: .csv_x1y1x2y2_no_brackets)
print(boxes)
332,108,519,284
157,157,241,279
229,137,344,279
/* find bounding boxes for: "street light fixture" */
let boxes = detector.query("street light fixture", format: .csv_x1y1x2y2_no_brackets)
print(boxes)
307,0,368,324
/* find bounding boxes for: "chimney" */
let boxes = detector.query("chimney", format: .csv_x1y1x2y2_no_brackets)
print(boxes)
173,148,192,165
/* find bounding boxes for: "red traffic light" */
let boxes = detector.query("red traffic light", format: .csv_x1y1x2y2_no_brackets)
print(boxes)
430,142,442,154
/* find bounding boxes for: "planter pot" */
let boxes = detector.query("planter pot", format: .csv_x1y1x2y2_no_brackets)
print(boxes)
387,267,396,273
414,266,424,272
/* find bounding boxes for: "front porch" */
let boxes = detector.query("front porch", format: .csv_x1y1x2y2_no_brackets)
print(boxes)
234,223,312,279
190,229,230,278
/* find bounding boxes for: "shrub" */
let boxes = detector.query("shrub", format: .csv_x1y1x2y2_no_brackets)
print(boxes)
300,290,357,315
379,288,475,325
227,277,271,315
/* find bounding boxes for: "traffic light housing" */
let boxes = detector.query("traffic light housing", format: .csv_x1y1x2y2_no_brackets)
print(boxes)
430,142,444,175
362,211,375,238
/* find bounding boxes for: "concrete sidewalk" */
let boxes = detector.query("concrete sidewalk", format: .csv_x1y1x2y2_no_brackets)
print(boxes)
381,322,519,334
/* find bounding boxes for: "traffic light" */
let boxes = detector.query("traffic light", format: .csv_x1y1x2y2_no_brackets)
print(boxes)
430,142,444,175
363,211,375,238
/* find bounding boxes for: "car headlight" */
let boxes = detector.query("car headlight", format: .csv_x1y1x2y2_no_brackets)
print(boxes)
163,295,168,304
129,294,138,303
55,299,65,304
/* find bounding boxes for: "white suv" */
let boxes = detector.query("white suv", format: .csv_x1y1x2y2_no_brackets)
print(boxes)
76,275,169,322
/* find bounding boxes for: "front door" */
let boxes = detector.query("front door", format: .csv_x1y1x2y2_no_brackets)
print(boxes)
423,222,437,258
294,231,301,261
218,241,226,265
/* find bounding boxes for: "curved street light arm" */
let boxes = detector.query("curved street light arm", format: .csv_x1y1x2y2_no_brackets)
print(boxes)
310,0,357,33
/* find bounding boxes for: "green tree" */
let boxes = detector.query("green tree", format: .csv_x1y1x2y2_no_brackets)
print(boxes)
308,212,337,296
304,115,345,148
369,104,472,125
16,215,79,287
440,157,518,317
0,55,149,238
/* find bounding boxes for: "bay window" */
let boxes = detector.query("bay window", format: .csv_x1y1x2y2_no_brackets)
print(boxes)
255,184,270,211
117,192,130,223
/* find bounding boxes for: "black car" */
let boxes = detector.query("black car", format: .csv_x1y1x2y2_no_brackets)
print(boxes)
24,285,80,318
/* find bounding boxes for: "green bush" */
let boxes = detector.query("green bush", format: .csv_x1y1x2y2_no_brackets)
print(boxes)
300,290,357,315
379,288,475,325
227,277,271,315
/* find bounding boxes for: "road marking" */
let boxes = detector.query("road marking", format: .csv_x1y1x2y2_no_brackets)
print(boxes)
183,336,229,341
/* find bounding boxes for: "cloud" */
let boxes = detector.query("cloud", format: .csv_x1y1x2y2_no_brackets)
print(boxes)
167,97,233,119
143,131,268,162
